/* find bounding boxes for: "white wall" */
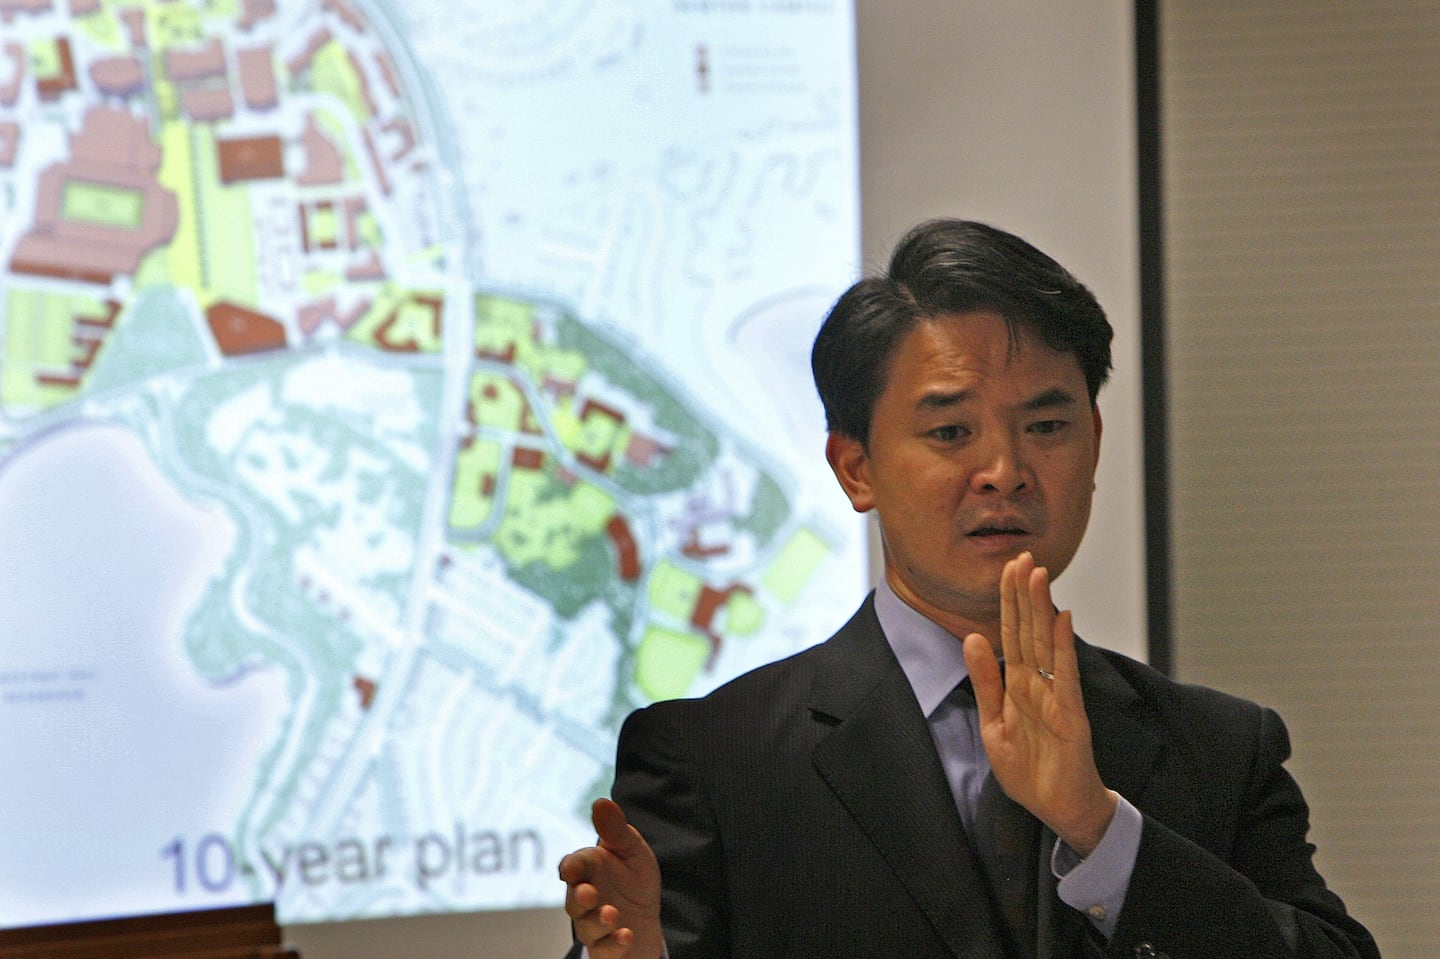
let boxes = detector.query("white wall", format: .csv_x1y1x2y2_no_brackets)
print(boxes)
284,4,1143,956
855,2,1144,657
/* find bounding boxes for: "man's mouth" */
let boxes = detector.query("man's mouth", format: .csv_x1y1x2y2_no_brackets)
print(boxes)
968,526,1028,538
965,515,1034,538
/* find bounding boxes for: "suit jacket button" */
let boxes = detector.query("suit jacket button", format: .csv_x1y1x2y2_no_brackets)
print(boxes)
1134,946,1156,959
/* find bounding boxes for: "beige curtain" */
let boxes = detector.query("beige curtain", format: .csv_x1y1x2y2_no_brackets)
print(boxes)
1160,4,1440,957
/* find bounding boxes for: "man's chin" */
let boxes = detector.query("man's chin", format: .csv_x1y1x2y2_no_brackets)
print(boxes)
891,576,1003,635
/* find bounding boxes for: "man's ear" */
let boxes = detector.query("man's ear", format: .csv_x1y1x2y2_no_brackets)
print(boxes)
825,432,875,513
1091,403,1103,469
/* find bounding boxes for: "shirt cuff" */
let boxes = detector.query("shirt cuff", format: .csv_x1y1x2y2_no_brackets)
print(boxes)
580,941,669,959
1051,792,1142,940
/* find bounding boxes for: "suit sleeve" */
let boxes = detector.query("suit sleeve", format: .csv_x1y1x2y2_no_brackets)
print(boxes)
1107,706,1380,959
610,702,731,959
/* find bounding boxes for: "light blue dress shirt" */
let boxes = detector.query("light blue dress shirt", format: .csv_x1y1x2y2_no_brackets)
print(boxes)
874,579,1141,939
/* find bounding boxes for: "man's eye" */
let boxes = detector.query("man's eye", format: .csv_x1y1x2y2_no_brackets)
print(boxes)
931,425,967,442
1029,420,1067,435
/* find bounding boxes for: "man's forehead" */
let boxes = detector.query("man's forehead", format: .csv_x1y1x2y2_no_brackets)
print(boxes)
892,315,1085,393
899,311,1069,358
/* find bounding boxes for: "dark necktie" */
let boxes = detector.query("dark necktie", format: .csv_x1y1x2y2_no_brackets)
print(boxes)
956,676,1040,959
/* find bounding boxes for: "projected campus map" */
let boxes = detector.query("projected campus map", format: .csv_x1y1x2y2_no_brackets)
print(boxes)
0,0,861,927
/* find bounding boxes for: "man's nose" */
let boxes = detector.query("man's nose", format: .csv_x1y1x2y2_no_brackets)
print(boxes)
971,435,1029,493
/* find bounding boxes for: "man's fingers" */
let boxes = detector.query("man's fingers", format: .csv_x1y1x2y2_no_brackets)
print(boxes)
605,913,636,946
963,632,1004,719
559,798,664,958
564,882,597,920
572,900,644,959
1027,561,1056,674
557,848,588,884
591,797,642,853
565,887,623,939
561,798,643,884
999,554,1022,668
1051,608,1079,688
1015,553,1037,669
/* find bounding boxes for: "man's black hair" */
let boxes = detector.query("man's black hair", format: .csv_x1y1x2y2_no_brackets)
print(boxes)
810,219,1113,445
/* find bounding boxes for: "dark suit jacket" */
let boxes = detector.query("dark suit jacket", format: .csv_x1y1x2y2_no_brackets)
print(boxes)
599,595,1379,959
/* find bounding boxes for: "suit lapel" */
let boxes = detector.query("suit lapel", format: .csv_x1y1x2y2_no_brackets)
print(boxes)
808,598,1008,959
1038,640,1166,958
1077,640,1165,806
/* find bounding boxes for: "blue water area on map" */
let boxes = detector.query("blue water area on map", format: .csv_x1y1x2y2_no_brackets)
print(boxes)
0,423,284,926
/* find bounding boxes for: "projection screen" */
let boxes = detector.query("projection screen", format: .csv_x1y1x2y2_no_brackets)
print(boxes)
1,4,1145,955
0,0,866,929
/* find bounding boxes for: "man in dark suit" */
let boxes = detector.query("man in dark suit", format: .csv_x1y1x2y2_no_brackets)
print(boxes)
558,220,1380,959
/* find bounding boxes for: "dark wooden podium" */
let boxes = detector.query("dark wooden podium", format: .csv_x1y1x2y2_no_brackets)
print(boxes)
0,903,297,958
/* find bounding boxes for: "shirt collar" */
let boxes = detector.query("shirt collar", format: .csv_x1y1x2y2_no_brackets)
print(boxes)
873,578,971,718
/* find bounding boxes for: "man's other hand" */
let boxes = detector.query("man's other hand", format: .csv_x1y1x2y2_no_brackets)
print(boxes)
962,551,1118,857
558,798,665,959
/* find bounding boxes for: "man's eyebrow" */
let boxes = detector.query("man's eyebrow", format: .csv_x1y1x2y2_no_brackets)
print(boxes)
913,386,1082,413
1021,387,1082,411
915,389,973,411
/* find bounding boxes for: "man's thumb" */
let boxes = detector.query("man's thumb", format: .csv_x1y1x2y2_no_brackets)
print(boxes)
591,797,638,853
